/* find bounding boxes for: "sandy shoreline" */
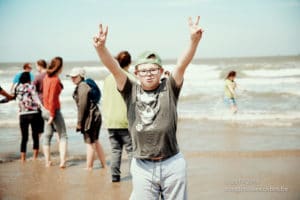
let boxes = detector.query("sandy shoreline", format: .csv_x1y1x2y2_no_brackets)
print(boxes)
1,120,300,199
1,153,300,200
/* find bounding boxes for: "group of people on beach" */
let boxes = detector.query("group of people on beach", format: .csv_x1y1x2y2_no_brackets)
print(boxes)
1,56,130,175
0,16,239,199
4,58,71,168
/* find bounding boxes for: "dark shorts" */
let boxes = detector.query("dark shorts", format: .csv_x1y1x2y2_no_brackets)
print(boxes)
83,117,102,144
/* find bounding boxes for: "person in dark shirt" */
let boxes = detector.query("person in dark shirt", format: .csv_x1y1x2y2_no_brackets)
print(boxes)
93,16,203,200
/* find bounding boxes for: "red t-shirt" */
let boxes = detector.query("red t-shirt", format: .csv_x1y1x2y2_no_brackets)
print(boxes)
43,75,63,117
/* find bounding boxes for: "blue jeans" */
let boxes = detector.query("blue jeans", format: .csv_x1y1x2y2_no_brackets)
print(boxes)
130,152,187,200
224,97,237,106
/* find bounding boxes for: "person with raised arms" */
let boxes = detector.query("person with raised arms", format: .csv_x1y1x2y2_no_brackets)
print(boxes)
94,16,203,200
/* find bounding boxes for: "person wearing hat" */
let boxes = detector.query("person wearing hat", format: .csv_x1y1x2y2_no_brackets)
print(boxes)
94,16,203,199
10,63,34,93
68,67,107,170
42,57,68,168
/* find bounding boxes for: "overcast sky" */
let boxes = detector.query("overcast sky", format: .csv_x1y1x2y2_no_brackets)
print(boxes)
0,0,299,62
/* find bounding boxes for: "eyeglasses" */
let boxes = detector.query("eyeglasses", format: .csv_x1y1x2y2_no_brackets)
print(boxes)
137,68,160,76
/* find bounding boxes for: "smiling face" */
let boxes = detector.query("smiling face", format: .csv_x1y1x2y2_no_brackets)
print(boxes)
135,63,164,90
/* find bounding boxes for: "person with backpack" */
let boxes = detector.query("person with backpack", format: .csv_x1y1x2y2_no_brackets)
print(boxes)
68,67,107,170
15,72,42,162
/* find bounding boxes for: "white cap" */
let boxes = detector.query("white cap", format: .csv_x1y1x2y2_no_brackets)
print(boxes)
67,67,86,78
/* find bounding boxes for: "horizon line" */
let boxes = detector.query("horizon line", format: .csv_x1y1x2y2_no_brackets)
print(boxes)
0,54,299,64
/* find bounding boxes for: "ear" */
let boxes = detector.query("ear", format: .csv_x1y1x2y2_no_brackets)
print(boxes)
159,68,164,74
134,70,138,75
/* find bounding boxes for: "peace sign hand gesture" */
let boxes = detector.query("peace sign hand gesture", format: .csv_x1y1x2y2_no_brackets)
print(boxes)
93,24,108,49
188,16,203,42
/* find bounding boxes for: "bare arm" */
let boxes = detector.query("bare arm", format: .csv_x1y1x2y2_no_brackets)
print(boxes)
0,87,14,100
173,16,203,86
93,24,127,91
228,85,236,98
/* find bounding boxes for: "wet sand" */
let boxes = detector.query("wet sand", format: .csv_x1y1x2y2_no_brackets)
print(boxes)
1,120,300,200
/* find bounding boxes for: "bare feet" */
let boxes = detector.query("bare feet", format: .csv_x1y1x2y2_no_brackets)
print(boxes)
102,164,107,169
45,161,52,167
20,153,26,163
84,167,93,171
33,149,39,160
59,162,66,169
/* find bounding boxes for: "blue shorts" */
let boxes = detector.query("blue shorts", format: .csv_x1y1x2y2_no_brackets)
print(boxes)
224,97,237,106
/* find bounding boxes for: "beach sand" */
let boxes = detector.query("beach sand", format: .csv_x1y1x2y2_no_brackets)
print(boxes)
1,120,300,200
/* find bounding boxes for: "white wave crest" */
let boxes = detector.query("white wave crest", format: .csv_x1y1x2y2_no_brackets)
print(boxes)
243,68,300,77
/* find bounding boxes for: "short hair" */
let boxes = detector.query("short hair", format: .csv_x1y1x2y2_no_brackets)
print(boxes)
116,51,131,68
23,63,32,70
37,59,47,69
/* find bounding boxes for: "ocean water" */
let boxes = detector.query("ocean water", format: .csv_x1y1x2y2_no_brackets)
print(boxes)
1,56,300,163
1,56,300,127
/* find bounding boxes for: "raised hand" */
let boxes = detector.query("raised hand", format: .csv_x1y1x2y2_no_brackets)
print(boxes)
188,16,203,42
93,24,108,49
93,23,127,90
